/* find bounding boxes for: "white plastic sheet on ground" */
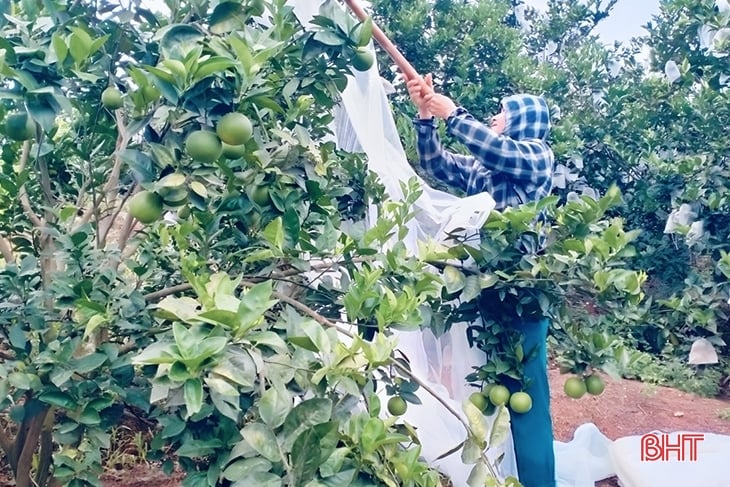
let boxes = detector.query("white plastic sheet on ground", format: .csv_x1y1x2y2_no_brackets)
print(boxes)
609,431,730,487
555,423,615,486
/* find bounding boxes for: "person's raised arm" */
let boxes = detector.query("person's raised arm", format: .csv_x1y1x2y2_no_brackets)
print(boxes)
425,94,549,182
413,117,479,192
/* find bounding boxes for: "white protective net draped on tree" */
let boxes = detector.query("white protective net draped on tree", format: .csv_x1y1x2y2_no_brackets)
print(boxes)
291,2,519,485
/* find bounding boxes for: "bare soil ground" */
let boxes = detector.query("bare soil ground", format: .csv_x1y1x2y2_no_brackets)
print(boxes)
2,366,729,487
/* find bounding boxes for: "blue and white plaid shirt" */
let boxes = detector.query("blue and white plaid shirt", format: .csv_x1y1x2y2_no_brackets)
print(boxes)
413,94,554,211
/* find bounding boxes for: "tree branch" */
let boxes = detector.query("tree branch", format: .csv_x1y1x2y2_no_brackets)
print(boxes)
0,234,14,264
100,183,137,249
14,405,47,487
96,110,131,248
17,141,44,230
142,257,371,302
115,202,138,256
35,407,56,487
35,134,56,217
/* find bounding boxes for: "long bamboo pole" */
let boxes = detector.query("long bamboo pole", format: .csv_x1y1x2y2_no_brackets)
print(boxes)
343,0,432,92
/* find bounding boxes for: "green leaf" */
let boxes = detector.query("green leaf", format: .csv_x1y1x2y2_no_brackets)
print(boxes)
291,427,324,484
52,32,67,64
231,472,282,487
313,30,344,46
212,348,257,390
262,217,284,250
258,383,291,429
184,378,204,418
83,314,106,338
210,2,246,34
8,372,40,391
462,400,488,442
26,92,60,133
88,35,109,56
237,281,277,335
466,461,488,487
443,265,466,293
38,391,76,409
247,331,288,354
78,407,101,425
68,28,91,64
197,309,239,328
300,319,331,354
282,398,333,440
241,423,281,462
282,209,300,249
119,149,156,183
478,273,498,290
8,324,26,350
360,417,385,453
156,296,201,322
158,24,204,60
357,17,373,46
161,415,186,439
229,35,255,75
223,458,272,481
461,435,482,465
71,353,107,374
488,405,511,448
319,447,350,478
194,56,236,80
461,275,481,302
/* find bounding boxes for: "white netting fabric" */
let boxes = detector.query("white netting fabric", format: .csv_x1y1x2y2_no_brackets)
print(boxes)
291,2,518,485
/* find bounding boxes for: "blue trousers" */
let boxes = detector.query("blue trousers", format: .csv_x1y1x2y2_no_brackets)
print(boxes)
504,317,556,487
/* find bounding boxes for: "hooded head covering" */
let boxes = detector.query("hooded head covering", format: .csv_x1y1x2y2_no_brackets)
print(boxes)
501,94,552,141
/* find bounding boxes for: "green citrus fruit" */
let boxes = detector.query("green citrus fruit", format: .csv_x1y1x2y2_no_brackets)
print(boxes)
564,377,587,399
221,142,247,159
128,190,163,224
387,396,408,416
185,130,222,163
250,185,270,206
352,47,374,71
509,391,533,414
216,112,253,146
101,87,123,109
488,385,510,407
4,112,36,141
484,401,496,416
468,392,489,412
584,375,605,396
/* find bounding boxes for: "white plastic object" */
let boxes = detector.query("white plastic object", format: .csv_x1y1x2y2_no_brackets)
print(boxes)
554,423,616,487
610,431,730,487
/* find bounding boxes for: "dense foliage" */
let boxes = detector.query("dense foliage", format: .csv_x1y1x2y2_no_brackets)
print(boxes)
0,0,708,486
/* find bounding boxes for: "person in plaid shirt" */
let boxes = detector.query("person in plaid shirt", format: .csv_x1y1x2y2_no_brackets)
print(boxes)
407,74,556,487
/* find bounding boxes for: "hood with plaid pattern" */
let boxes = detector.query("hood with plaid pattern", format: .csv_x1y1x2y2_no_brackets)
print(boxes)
501,94,551,142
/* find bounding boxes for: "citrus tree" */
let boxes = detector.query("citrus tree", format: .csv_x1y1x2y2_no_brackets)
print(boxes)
0,0,645,486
